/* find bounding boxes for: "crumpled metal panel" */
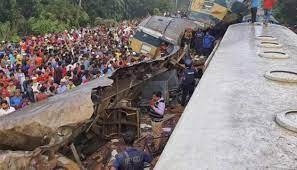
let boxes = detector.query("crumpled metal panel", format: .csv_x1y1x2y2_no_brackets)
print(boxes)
142,16,172,34
138,16,199,45
188,0,249,28
0,77,113,150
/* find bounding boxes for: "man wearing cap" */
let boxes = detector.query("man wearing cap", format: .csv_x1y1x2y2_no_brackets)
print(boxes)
111,131,152,170
194,29,204,56
181,57,199,107
202,31,215,57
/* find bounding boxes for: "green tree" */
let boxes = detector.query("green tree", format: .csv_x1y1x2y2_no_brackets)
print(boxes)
0,0,174,40
274,0,296,26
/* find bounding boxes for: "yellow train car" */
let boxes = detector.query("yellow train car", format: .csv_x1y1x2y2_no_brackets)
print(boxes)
131,32,161,57
131,16,199,58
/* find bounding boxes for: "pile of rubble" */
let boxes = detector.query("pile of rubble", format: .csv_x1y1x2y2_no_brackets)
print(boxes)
0,101,184,170
82,104,185,169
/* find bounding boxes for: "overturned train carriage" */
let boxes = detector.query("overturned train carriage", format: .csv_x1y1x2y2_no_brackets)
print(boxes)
188,0,249,29
0,18,191,168
131,16,199,57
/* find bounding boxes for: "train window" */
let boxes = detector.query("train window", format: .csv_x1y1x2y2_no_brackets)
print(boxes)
133,31,162,47
140,44,152,54
203,0,214,11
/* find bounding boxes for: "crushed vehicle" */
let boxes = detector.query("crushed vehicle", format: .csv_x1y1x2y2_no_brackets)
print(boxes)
0,16,198,169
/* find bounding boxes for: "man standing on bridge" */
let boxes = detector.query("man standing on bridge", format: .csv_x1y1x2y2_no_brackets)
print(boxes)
263,0,277,25
251,0,260,23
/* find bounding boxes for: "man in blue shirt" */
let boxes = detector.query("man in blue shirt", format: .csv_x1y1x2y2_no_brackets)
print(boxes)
251,0,260,23
194,29,204,56
112,131,152,170
57,80,68,94
9,52,16,66
0,51,4,59
10,89,23,109
202,32,215,57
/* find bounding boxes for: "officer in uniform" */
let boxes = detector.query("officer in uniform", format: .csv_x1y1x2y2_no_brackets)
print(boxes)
111,131,152,170
181,57,200,107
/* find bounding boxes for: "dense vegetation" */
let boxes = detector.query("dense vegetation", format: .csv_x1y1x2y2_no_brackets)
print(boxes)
274,0,296,26
0,0,295,41
0,0,174,41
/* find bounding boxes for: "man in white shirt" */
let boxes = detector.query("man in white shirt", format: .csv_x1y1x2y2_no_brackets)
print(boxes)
149,91,165,119
0,100,15,116
149,91,166,151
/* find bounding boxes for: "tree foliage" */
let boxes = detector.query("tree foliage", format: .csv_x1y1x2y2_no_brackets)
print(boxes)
274,0,296,26
0,0,174,41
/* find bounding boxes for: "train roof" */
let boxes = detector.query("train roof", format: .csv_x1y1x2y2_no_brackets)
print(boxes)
156,23,297,169
137,16,199,45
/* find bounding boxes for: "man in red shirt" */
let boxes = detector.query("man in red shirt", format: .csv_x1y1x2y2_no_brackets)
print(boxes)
35,55,43,67
0,83,10,98
263,0,277,25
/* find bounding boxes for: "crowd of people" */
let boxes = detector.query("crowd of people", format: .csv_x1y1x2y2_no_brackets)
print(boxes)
183,28,216,57
0,20,145,116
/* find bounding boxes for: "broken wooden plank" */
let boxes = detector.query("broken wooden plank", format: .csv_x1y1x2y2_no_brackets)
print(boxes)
70,143,85,170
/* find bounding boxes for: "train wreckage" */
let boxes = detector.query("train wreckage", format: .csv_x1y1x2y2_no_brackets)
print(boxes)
0,16,198,169
0,0,251,168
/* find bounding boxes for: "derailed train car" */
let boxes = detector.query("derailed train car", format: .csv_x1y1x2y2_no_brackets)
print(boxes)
0,16,195,169
0,1,251,168
188,0,249,29
131,16,199,58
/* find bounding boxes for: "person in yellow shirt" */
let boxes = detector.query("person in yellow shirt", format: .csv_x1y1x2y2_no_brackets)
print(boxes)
67,79,76,90
115,49,122,60
16,52,23,65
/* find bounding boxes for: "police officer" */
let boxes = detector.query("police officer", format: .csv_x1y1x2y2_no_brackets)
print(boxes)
181,57,200,107
111,131,152,170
